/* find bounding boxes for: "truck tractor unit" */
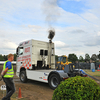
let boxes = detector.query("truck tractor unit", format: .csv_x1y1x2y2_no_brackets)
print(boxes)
16,30,86,90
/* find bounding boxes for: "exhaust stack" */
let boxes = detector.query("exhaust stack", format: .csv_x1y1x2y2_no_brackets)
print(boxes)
48,29,55,69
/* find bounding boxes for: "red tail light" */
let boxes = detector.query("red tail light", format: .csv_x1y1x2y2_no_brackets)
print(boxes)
63,77,69,80
84,75,87,77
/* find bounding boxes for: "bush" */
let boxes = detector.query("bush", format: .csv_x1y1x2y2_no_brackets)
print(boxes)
52,76,100,100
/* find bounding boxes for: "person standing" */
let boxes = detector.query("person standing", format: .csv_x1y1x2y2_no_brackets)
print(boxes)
0,54,15,100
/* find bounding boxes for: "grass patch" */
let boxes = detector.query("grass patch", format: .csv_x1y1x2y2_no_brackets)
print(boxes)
84,69,100,77
93,75,100,77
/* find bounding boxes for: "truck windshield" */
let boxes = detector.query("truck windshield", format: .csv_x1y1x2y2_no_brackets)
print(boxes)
62,57,66,63
18,47,23,55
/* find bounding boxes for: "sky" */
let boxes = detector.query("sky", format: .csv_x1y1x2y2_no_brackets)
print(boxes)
0,0,100,58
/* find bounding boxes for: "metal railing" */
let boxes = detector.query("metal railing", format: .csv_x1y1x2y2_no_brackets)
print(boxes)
74,62,100,70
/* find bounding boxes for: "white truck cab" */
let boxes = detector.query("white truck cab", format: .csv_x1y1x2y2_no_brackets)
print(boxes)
16,39,69,89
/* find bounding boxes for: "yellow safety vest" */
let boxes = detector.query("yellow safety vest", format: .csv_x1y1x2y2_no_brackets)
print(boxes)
3,60,14,78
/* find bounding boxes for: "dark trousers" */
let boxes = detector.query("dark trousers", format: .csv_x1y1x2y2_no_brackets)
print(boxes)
2,78,15,100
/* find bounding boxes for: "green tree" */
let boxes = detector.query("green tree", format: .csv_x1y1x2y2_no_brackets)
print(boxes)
55,55,58,62
79,56,84,62
0,54,5,61
0,54,17,61
85,53,90,61
3,55,7,61
91,54,97,62
68,53,78,63
97,54,100,60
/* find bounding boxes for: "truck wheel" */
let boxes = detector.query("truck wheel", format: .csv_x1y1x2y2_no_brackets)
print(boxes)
20,71,27,83
49,74,60,90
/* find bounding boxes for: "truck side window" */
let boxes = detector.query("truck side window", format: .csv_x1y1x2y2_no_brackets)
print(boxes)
18,47,23,55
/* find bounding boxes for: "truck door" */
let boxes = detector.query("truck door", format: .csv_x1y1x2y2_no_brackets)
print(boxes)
16,47,24,72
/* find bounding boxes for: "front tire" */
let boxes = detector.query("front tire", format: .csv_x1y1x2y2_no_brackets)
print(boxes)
20,71,27,83
49,74,61,90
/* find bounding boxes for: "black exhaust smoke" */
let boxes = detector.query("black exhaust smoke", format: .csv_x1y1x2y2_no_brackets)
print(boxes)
42,0,60,27
42,0,60,40
48,29,55,40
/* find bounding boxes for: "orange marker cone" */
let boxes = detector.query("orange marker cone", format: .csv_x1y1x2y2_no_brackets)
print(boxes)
18,88,23,99
97,65,100,71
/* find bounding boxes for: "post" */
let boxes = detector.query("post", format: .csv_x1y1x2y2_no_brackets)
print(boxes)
48,29,55,69
49,40,52,68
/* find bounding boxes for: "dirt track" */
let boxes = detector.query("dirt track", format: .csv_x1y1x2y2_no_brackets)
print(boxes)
0,75,54,100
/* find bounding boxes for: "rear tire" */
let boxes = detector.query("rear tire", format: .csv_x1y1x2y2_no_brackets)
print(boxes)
20,71,27,83
49,74,60,90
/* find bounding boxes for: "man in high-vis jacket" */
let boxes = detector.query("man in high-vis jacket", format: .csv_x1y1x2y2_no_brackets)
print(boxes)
0,54,15,100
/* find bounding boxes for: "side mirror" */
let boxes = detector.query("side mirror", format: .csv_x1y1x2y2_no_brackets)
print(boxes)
16,47,18,55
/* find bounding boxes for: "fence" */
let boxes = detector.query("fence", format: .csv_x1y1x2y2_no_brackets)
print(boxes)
0,62,100,74
75,62,100,70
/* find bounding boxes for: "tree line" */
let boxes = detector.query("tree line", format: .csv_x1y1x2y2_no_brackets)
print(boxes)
0,53,100,63
55,53,100,63
0,54,17,61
